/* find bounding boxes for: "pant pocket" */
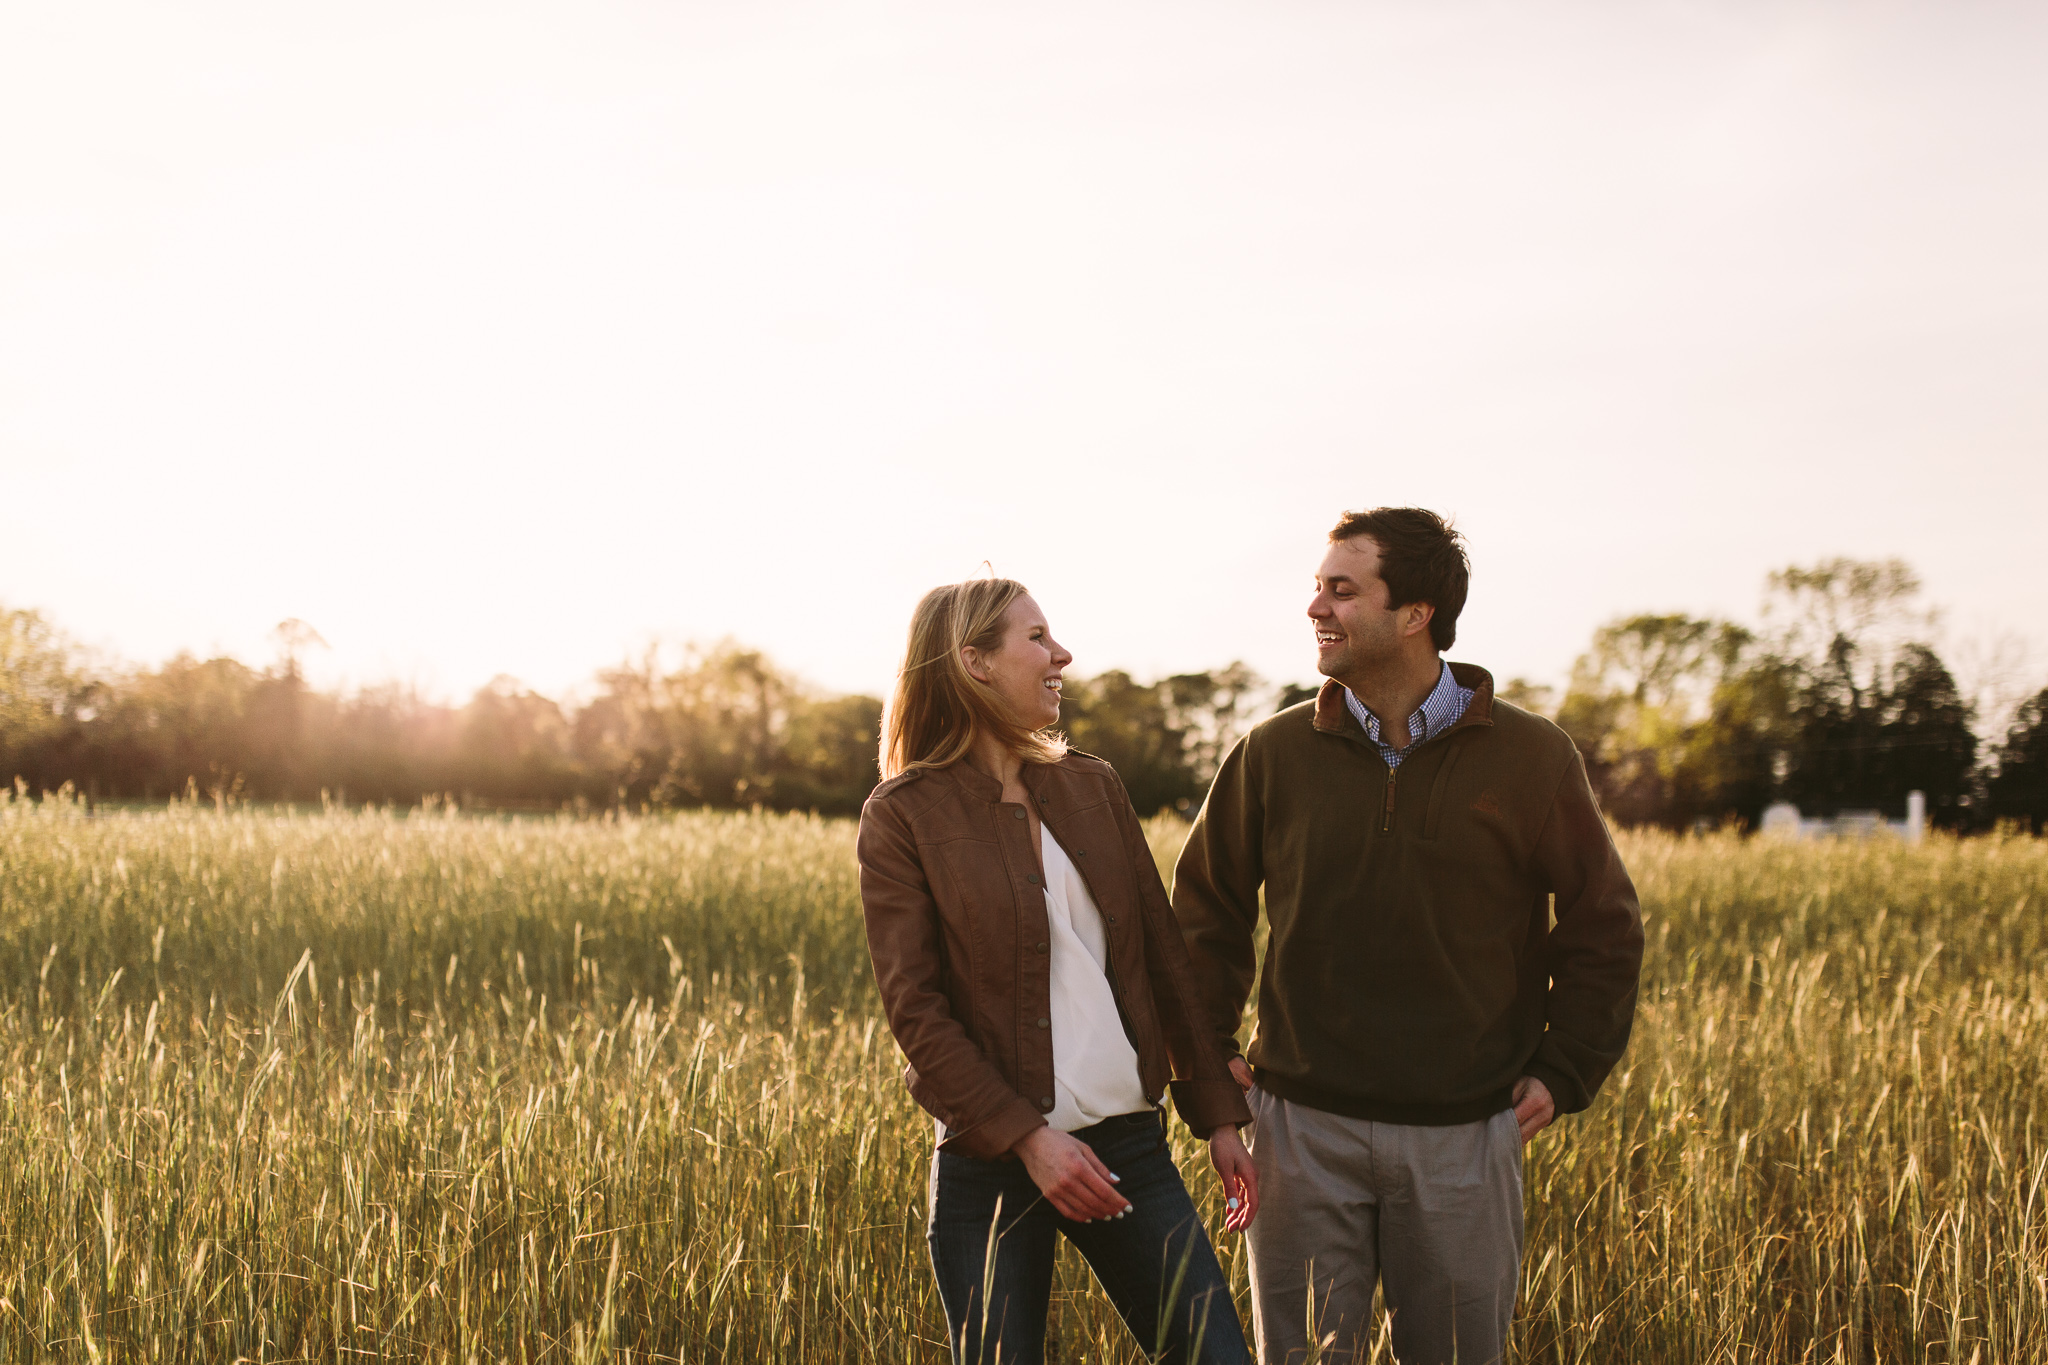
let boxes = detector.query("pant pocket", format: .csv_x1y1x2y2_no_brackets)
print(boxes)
1497,1108,1525,1190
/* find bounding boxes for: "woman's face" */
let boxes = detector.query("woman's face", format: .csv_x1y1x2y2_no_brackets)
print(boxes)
965,593,1073,731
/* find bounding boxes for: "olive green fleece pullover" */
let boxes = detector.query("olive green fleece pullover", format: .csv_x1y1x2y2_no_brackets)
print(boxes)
1172,664,1643,1126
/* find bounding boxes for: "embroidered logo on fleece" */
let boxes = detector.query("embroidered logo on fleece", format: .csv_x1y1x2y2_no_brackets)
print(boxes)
1472,791,1501,816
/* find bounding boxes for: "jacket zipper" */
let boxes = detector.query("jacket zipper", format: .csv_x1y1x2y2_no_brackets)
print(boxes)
1381,765,1398,833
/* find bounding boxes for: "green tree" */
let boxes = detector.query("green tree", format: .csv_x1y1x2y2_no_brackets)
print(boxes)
237,621,330,799
1161,662,1264,794
1273,682,1319,712
1058,663,1267,816
1058,670,1197,817
1876,645,1978,824
775,693,884,813
94,654,263,800
0,605,77,736
1987,686,2048,832
573,643,882,814
0,604,84,790
1498,678,1556,716
1762,558,1931,669
321,683,460,803
573,644,786,807
1762,562,1976,826
1555,614,1749,828
457,677,578,805
1692,654,1799,826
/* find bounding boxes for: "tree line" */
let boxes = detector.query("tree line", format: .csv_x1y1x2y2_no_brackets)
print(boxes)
3,557,2046,828
1528,559,2047,832
0,624,880,814
0,612,1269,819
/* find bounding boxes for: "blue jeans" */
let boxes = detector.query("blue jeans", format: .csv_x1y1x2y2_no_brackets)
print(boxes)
927,1110,1253,1365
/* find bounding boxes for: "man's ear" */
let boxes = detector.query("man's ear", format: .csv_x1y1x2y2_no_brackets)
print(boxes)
1402,602,1436,641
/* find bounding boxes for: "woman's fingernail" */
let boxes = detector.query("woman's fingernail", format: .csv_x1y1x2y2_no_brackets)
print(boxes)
1109,1174,1120,1182
1227,1197,1240,1209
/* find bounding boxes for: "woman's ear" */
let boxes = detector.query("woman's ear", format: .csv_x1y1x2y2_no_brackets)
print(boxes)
960,645,991,684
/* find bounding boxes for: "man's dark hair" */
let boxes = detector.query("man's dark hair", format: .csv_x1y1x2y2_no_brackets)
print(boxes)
1328,507,1469,652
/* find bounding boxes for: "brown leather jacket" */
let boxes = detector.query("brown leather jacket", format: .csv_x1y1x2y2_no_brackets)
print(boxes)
858,752,1251,1159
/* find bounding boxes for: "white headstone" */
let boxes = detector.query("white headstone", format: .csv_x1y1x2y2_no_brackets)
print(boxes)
1760,802,1803,838
1906,790,1926,843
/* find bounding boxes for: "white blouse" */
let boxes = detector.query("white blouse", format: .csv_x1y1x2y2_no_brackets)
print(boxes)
1040,827,1151,1131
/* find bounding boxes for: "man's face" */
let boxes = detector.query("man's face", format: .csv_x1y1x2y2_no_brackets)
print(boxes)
1308,536,1405,680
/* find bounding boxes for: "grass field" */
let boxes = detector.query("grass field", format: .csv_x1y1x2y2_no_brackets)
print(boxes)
1,791,2045,1362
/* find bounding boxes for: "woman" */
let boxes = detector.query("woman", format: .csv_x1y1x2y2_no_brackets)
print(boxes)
858,577,1259,1365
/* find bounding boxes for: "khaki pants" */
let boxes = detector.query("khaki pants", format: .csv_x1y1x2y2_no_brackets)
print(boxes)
1244,1087,1523,1365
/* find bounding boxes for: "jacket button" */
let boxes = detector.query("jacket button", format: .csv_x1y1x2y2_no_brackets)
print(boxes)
1038,795,1048,804
1012,808,1026,820
1027,873,1040,885
1036,941,1048,953
1037,1017,1049,1029
1040,1096,1054,1109
1106,916,1117,925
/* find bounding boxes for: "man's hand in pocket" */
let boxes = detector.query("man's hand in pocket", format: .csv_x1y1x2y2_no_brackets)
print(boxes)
1512,1076,1555,1143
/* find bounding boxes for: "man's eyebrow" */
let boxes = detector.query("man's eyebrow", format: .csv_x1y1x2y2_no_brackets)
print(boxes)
1320,573,1359,587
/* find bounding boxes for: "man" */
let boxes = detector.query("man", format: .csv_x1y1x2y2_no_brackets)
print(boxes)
1173,508,1643,1365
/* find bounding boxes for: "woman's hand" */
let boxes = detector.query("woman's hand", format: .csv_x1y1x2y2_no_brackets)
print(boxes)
1208,1125,1259,1232
1013,1126,1132,1222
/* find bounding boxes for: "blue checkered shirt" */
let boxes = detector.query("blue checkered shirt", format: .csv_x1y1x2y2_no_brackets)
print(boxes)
1344,662,1475,769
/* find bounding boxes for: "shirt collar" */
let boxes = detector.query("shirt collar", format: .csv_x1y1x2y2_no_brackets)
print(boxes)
1344,660,1459,748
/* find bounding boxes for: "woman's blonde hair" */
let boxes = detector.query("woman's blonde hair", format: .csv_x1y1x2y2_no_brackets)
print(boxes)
880,577,1069,780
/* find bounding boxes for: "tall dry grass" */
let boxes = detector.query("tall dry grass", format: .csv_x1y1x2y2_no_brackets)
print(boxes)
0,791,2044,1360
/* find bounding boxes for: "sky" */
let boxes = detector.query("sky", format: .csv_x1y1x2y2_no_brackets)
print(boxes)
3,0,2044,713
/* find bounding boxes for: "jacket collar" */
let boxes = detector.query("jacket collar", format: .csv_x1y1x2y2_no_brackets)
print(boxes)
1312,661,1496,739
944,759,1004,803
938,755,1059,803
